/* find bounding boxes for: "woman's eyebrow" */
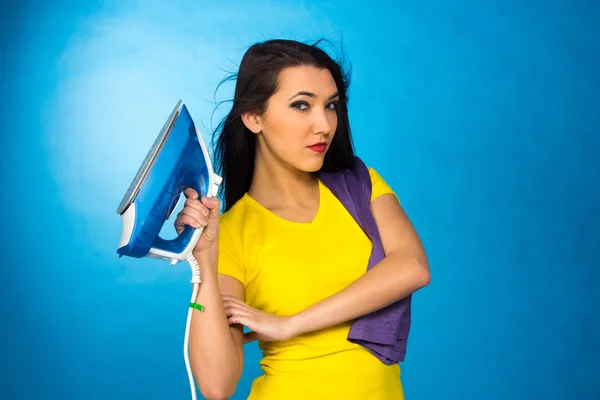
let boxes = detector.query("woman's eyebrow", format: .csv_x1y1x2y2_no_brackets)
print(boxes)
288,91,340,101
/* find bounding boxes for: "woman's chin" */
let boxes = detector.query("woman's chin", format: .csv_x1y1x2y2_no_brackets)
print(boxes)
299,157,326,173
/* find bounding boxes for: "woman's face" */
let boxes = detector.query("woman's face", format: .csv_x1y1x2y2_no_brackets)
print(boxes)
246,65,339,173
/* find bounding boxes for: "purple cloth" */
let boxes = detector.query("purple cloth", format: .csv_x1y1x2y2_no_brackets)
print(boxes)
319,157,412,364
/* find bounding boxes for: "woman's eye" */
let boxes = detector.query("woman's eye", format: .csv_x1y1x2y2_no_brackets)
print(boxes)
326,101,338,111
291,101,309,111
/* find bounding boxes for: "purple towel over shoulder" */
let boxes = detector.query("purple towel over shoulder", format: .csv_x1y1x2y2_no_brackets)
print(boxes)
318,157,412,365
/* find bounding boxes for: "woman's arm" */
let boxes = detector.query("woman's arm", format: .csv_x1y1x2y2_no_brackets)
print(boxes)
289,194,429,335
189,249,245,400
223,193,430,341
176,190,245,400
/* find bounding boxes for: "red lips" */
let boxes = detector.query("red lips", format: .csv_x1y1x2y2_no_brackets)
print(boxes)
307,142,327,153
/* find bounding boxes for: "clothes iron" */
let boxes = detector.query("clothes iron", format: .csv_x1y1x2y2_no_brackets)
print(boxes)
117,100,222,265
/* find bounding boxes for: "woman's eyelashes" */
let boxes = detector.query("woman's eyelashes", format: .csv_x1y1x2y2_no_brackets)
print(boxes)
290,100,339,112
290,100,310,111
326,101,339,111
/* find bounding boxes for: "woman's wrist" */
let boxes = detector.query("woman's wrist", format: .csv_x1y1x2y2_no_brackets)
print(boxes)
192,249,219,280
287,313,304,338
193,248,213,260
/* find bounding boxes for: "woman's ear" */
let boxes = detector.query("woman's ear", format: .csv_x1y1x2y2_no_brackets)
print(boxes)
241,112,262,134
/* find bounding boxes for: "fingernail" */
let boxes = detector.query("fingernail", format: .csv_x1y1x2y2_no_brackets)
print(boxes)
201,208,208,216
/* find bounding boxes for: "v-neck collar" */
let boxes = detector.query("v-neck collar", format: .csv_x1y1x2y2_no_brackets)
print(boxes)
241,179,326,228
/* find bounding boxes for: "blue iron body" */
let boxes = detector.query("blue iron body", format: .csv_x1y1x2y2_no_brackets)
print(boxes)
116,100,220,263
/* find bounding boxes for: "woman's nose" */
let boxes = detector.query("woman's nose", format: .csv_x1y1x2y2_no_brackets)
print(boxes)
312,109,332,135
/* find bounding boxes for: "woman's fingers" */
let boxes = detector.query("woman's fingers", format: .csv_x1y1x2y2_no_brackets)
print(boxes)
175,197,210,227
221,296,262,329
222,298,248,310
185,197,209,215
225,309,251,324
176,209,205,228
175,214,203,230
223,301,251,318
173,189,212,234
222,297,253,315
221,295,246,306
227,314,256,329
222,298,293,342
243,331,259,344
182,190,210,217
180,208,203,223
222,297,256,327
184,188,198,199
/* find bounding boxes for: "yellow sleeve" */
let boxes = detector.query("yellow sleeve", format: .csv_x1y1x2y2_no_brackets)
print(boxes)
217,222,246,286
368,168,399,203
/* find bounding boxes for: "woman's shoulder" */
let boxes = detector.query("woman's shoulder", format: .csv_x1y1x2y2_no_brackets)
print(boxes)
365,165,399,203
217,198,250,257
219,194,266,236
366,166,385,185
219,196,250,229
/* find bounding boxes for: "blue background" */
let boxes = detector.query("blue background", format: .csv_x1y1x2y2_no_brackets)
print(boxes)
1,1,599,399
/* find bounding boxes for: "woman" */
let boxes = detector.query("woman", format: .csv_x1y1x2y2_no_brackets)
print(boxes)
176,39,430,400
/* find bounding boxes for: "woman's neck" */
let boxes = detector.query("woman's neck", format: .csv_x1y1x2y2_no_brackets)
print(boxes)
248,151,319,210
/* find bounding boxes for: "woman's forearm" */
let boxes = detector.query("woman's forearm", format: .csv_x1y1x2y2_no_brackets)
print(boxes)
188,250,242,399
290,252,430,337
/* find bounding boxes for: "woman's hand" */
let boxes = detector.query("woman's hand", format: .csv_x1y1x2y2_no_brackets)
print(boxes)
222,295,297,344
174,188,221,254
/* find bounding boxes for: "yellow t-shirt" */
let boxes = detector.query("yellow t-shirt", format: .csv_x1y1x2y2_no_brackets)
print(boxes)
218,168,404,400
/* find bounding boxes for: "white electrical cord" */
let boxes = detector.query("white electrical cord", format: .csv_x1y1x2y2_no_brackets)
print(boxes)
184,254,202,400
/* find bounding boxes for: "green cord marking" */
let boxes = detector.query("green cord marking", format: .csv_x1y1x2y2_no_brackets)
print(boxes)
190,302,204,312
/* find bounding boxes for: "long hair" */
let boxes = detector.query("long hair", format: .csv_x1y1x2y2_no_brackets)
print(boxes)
213,39,356,212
